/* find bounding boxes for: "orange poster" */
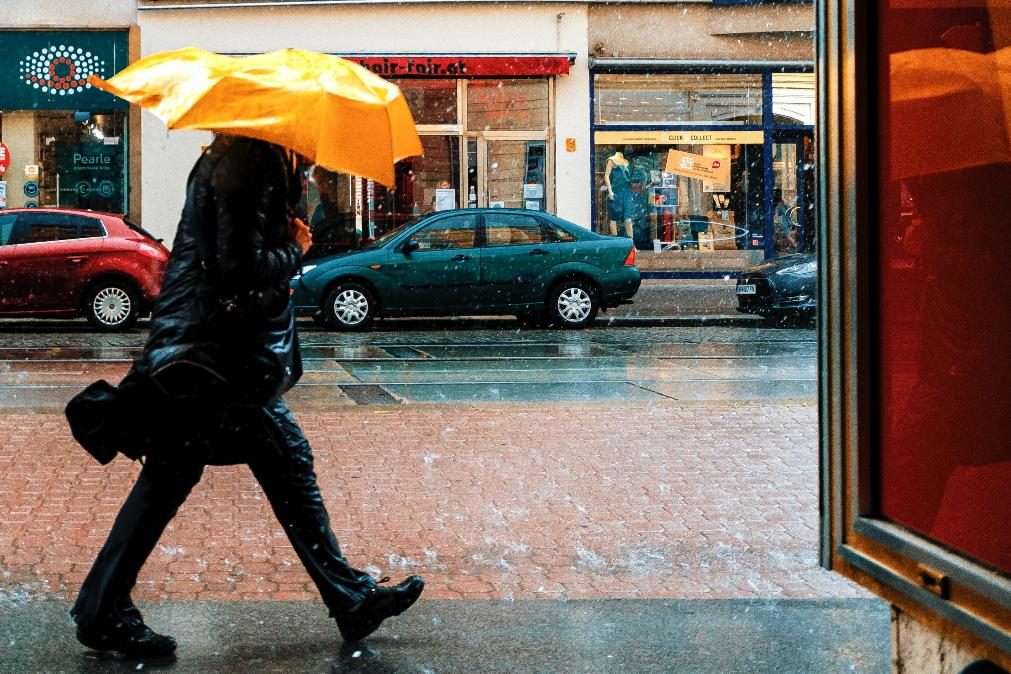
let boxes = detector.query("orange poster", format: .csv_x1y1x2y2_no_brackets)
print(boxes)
665,149,731,185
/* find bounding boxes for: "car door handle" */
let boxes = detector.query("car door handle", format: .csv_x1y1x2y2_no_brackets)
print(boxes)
453,254,472,261
67,256,88,264
529,249,549,256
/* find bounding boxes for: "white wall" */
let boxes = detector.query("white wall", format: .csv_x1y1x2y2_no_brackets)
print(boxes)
0,0,136,27
136,3,591,242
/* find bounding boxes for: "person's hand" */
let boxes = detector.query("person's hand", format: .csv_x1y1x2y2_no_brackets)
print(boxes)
289,216,312,254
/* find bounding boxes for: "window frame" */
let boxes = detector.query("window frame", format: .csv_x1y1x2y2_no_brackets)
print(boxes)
819,0,1011,665
482,211,547,247
11,212,107,244
411,213,478,251
0,213,19,247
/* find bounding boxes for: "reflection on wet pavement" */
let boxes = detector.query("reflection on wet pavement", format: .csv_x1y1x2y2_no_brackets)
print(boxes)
0,325,816,410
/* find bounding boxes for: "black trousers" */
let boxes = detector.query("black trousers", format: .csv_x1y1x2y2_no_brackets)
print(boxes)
71,399,375,627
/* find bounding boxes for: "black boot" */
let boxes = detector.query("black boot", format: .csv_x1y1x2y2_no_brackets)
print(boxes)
336,576,425,642
75,608,177,659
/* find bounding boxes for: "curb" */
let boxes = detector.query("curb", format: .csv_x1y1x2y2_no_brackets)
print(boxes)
596,314,764,327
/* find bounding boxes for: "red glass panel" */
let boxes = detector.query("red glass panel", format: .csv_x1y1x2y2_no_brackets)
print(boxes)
877,2,1011,573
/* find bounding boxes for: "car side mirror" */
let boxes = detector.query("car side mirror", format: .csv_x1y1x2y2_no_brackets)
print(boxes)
402,239,420,253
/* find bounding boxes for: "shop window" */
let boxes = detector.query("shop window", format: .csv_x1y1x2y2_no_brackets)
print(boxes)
876,5,1011,575
771,73,815,126
821,0,1011,659
593,143,762,251
467,79,549,131
36,110,126,213
594,73,763,125
393,79,458,125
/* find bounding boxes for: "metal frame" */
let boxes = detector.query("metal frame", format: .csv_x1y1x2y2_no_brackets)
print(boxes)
818,0,1011,664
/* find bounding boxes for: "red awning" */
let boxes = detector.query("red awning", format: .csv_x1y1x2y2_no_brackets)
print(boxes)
343,54,574,78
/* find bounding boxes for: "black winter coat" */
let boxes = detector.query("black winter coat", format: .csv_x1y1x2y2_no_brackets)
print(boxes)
134,135,304,405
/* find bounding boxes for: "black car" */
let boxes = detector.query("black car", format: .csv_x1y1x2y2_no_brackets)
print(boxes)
736,253,816,320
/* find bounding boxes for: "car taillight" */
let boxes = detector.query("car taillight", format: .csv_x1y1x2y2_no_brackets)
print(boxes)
623,247,636,267
137,242,167,260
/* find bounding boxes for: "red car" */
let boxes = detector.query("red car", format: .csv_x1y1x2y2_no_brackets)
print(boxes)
0,208,169,331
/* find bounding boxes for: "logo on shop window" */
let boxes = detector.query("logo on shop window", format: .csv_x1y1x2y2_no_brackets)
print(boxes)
18,45,106,97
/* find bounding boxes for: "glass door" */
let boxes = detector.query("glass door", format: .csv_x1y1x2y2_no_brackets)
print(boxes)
771,131,815,254
467,136,549,211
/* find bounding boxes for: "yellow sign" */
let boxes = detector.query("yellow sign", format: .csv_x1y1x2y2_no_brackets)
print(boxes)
595,130,764,145
665,149,731,184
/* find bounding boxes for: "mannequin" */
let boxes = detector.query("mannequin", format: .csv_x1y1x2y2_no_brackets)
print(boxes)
604,150,634,237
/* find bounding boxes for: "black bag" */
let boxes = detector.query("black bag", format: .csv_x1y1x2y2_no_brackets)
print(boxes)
65,379,147,464
65,372,238,465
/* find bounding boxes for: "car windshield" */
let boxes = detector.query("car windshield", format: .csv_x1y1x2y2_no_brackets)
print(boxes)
360,217,424,250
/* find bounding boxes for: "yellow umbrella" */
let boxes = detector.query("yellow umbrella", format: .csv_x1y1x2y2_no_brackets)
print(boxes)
88,47,422,186
890,47,1011,179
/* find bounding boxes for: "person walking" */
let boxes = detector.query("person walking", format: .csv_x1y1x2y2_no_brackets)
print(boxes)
70,134,424,659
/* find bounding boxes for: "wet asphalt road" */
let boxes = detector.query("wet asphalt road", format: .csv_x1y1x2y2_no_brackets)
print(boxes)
0,319,816,410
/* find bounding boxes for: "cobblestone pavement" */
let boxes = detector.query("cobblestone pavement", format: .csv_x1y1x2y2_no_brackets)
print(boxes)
0,401,867,605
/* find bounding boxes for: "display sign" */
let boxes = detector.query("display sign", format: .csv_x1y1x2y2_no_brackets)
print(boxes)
0,30,128,110
702,144,732,193
346,55,572,78
0,181,6,209
665,149,731,185
56,142,122,205
596,130,764,146
0,143,10,175
434,188,456,211
25,165,39,178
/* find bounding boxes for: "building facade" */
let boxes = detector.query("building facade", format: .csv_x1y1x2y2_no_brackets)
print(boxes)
0,1,139,218
4,0,813,275
131,2,592,249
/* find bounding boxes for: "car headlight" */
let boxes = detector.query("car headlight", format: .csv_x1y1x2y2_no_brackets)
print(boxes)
292,264,318,280
775,260,816,276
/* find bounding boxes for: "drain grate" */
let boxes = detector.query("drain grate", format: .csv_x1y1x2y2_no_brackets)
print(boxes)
340,384,402,405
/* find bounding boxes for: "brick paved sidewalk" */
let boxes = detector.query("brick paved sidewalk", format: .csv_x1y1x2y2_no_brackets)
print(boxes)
0,402,866,606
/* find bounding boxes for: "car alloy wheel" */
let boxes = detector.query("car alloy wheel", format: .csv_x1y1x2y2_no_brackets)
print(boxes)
323,282,376,331
548,279,598,329
85,282,139,331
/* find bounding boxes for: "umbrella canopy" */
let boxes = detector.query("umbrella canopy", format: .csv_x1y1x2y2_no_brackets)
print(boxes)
88,47,422,186
890,47,1011,179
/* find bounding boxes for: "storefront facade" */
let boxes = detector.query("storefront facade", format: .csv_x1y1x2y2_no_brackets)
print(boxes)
590,66,815,261
588,2,815,273
297,54,571,257
0,30,131,214
135,2,591,246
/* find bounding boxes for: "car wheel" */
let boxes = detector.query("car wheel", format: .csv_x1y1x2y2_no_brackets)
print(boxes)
84,281,140,331
323,282,376,331
547,279,598,329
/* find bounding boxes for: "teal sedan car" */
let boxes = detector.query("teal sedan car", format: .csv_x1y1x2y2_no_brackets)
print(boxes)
291,209,641,330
